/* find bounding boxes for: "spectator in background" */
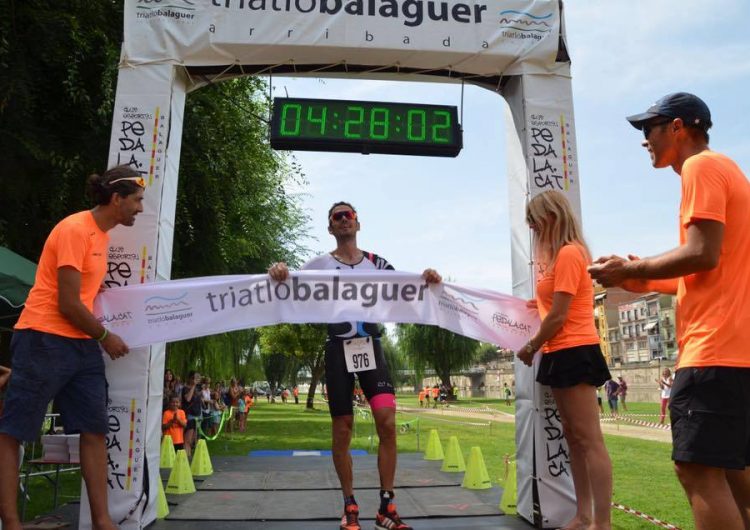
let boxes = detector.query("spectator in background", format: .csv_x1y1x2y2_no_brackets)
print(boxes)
617,376,629,412
605,379,620,416
281,387,289,404
181,371,203,458
657,368,673,425
418,387,426,408
293,385,300,405
503,383,512,406
596,386,604,414
162,397,187,451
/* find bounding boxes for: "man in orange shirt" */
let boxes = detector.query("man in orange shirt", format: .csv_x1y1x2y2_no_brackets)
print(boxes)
589,92,750,530
0,166,144,530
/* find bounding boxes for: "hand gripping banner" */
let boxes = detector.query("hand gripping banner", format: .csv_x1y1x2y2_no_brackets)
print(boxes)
94,270,540,351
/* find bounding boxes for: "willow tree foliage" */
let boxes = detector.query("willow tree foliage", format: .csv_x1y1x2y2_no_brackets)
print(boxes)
0,1,310,372
397,324,480,389
258,324,327,409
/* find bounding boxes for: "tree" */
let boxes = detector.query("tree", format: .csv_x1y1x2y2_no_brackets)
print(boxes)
0,2,311,372
258,324,327,409
397,324,480,392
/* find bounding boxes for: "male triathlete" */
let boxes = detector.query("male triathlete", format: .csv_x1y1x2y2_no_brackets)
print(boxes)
269,201,441,530
589,92,750,529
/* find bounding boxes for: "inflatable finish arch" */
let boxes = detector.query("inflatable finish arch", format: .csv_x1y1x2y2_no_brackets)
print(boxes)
86,1,581,527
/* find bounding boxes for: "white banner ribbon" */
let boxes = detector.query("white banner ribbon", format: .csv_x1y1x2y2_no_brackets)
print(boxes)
94,270,539,350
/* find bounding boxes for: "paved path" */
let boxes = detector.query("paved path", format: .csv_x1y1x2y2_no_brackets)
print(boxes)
399,405,673,444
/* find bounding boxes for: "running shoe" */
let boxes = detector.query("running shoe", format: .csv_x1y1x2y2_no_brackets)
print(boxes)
374,503,413,530
340,503,361,530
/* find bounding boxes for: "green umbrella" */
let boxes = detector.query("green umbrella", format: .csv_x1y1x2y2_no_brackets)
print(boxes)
0,247,37,331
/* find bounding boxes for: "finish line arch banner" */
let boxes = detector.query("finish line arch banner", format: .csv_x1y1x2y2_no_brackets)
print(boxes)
87,1,581,528
93,271,540,350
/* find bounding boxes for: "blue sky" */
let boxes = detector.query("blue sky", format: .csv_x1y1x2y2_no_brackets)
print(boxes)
275,0,750,294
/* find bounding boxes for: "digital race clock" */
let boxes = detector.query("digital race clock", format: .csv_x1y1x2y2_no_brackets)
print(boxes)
270,97,463,157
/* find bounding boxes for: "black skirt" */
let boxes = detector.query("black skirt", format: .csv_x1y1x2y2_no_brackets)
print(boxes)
536,343,611,389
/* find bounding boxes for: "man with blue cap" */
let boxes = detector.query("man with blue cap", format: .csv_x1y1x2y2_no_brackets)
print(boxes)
589,92,750,530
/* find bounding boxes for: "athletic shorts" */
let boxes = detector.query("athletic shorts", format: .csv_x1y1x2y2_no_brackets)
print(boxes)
325,337,395,417
670,366,750,469
536,344,611,389
0,329,108,442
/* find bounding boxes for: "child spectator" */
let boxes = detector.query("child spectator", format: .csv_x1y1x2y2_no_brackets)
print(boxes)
503,383,512,406
237,389,248,432
162,397,187,451
657,368,673,424
418,387,426,408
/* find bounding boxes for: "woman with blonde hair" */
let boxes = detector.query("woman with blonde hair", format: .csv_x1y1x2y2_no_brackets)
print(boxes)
517,190,613,530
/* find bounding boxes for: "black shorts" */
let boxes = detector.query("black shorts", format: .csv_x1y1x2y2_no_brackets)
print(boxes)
325,337,395,417
670,367,750,470
536,343,611,389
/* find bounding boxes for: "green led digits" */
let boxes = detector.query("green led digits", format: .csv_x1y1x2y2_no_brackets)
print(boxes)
307,105,327,135
370,108,389,140
407,110,426,141
280,103,302,136
271,97,462,157
345,106,365,139
432,110,451,143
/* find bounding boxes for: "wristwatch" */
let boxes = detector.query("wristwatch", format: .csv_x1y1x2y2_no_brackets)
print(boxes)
524,340,536,354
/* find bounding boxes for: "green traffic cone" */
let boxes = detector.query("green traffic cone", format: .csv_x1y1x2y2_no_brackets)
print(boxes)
160,435,175,469
499,455,517,514
190,439,214,476
165,449,195,494
441,436,466,472
424,429,444,461
462,446,492,490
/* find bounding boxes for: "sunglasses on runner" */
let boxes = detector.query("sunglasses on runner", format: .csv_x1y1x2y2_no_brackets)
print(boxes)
330,210,357,222
108,176,146,188
642,118,673,140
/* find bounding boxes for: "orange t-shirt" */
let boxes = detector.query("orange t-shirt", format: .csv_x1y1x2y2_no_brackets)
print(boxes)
536,244,600,353
162,409,186,445
676,151,750,368
245,395,253,409
16,211,109,338
418,390,425,400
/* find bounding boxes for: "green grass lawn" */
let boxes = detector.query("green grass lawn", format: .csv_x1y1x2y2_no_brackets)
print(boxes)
21,398,693,529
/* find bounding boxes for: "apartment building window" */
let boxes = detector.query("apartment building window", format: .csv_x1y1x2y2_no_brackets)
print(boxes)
638,339,647,349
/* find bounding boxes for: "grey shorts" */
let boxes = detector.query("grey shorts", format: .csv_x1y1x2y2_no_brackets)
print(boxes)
0,329,108,442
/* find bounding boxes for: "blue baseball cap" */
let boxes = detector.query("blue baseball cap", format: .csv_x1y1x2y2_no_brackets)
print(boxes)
627,92,712,131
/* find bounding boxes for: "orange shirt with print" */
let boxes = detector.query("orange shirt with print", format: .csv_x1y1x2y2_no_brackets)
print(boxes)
244,395,253,409
16,211,109,339
536,244,600,353
162,409,186,445
676,151,750,368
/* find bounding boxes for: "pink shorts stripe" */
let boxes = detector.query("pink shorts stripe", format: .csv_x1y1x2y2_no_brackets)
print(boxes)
369,393,397,411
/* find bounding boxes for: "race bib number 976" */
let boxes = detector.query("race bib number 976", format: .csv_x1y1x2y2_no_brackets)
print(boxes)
343,337,376,373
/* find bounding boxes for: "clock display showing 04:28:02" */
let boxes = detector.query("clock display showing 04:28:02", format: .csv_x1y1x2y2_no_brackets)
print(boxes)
269,97,463,157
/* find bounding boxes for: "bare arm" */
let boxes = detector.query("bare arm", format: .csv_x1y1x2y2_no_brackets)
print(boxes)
589,220,723,288
58,267,129,359
516,291,573,366
0,365,10,389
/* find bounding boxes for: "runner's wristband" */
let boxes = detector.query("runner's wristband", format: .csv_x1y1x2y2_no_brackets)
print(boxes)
97,329,109,342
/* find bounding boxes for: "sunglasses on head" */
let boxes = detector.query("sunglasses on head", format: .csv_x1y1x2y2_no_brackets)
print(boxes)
109,176,146,188
642,118,673,139
330,210,357,221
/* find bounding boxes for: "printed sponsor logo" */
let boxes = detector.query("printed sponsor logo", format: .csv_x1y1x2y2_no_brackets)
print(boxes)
135,0,196,22
144,292,194,324
491,312,531,336
98,311,135,328
437,290,481,320
498,9,553,41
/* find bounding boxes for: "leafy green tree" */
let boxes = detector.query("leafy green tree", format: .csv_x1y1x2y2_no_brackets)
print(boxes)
258,324,327,409
0,2,311,370
397,324,480,393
